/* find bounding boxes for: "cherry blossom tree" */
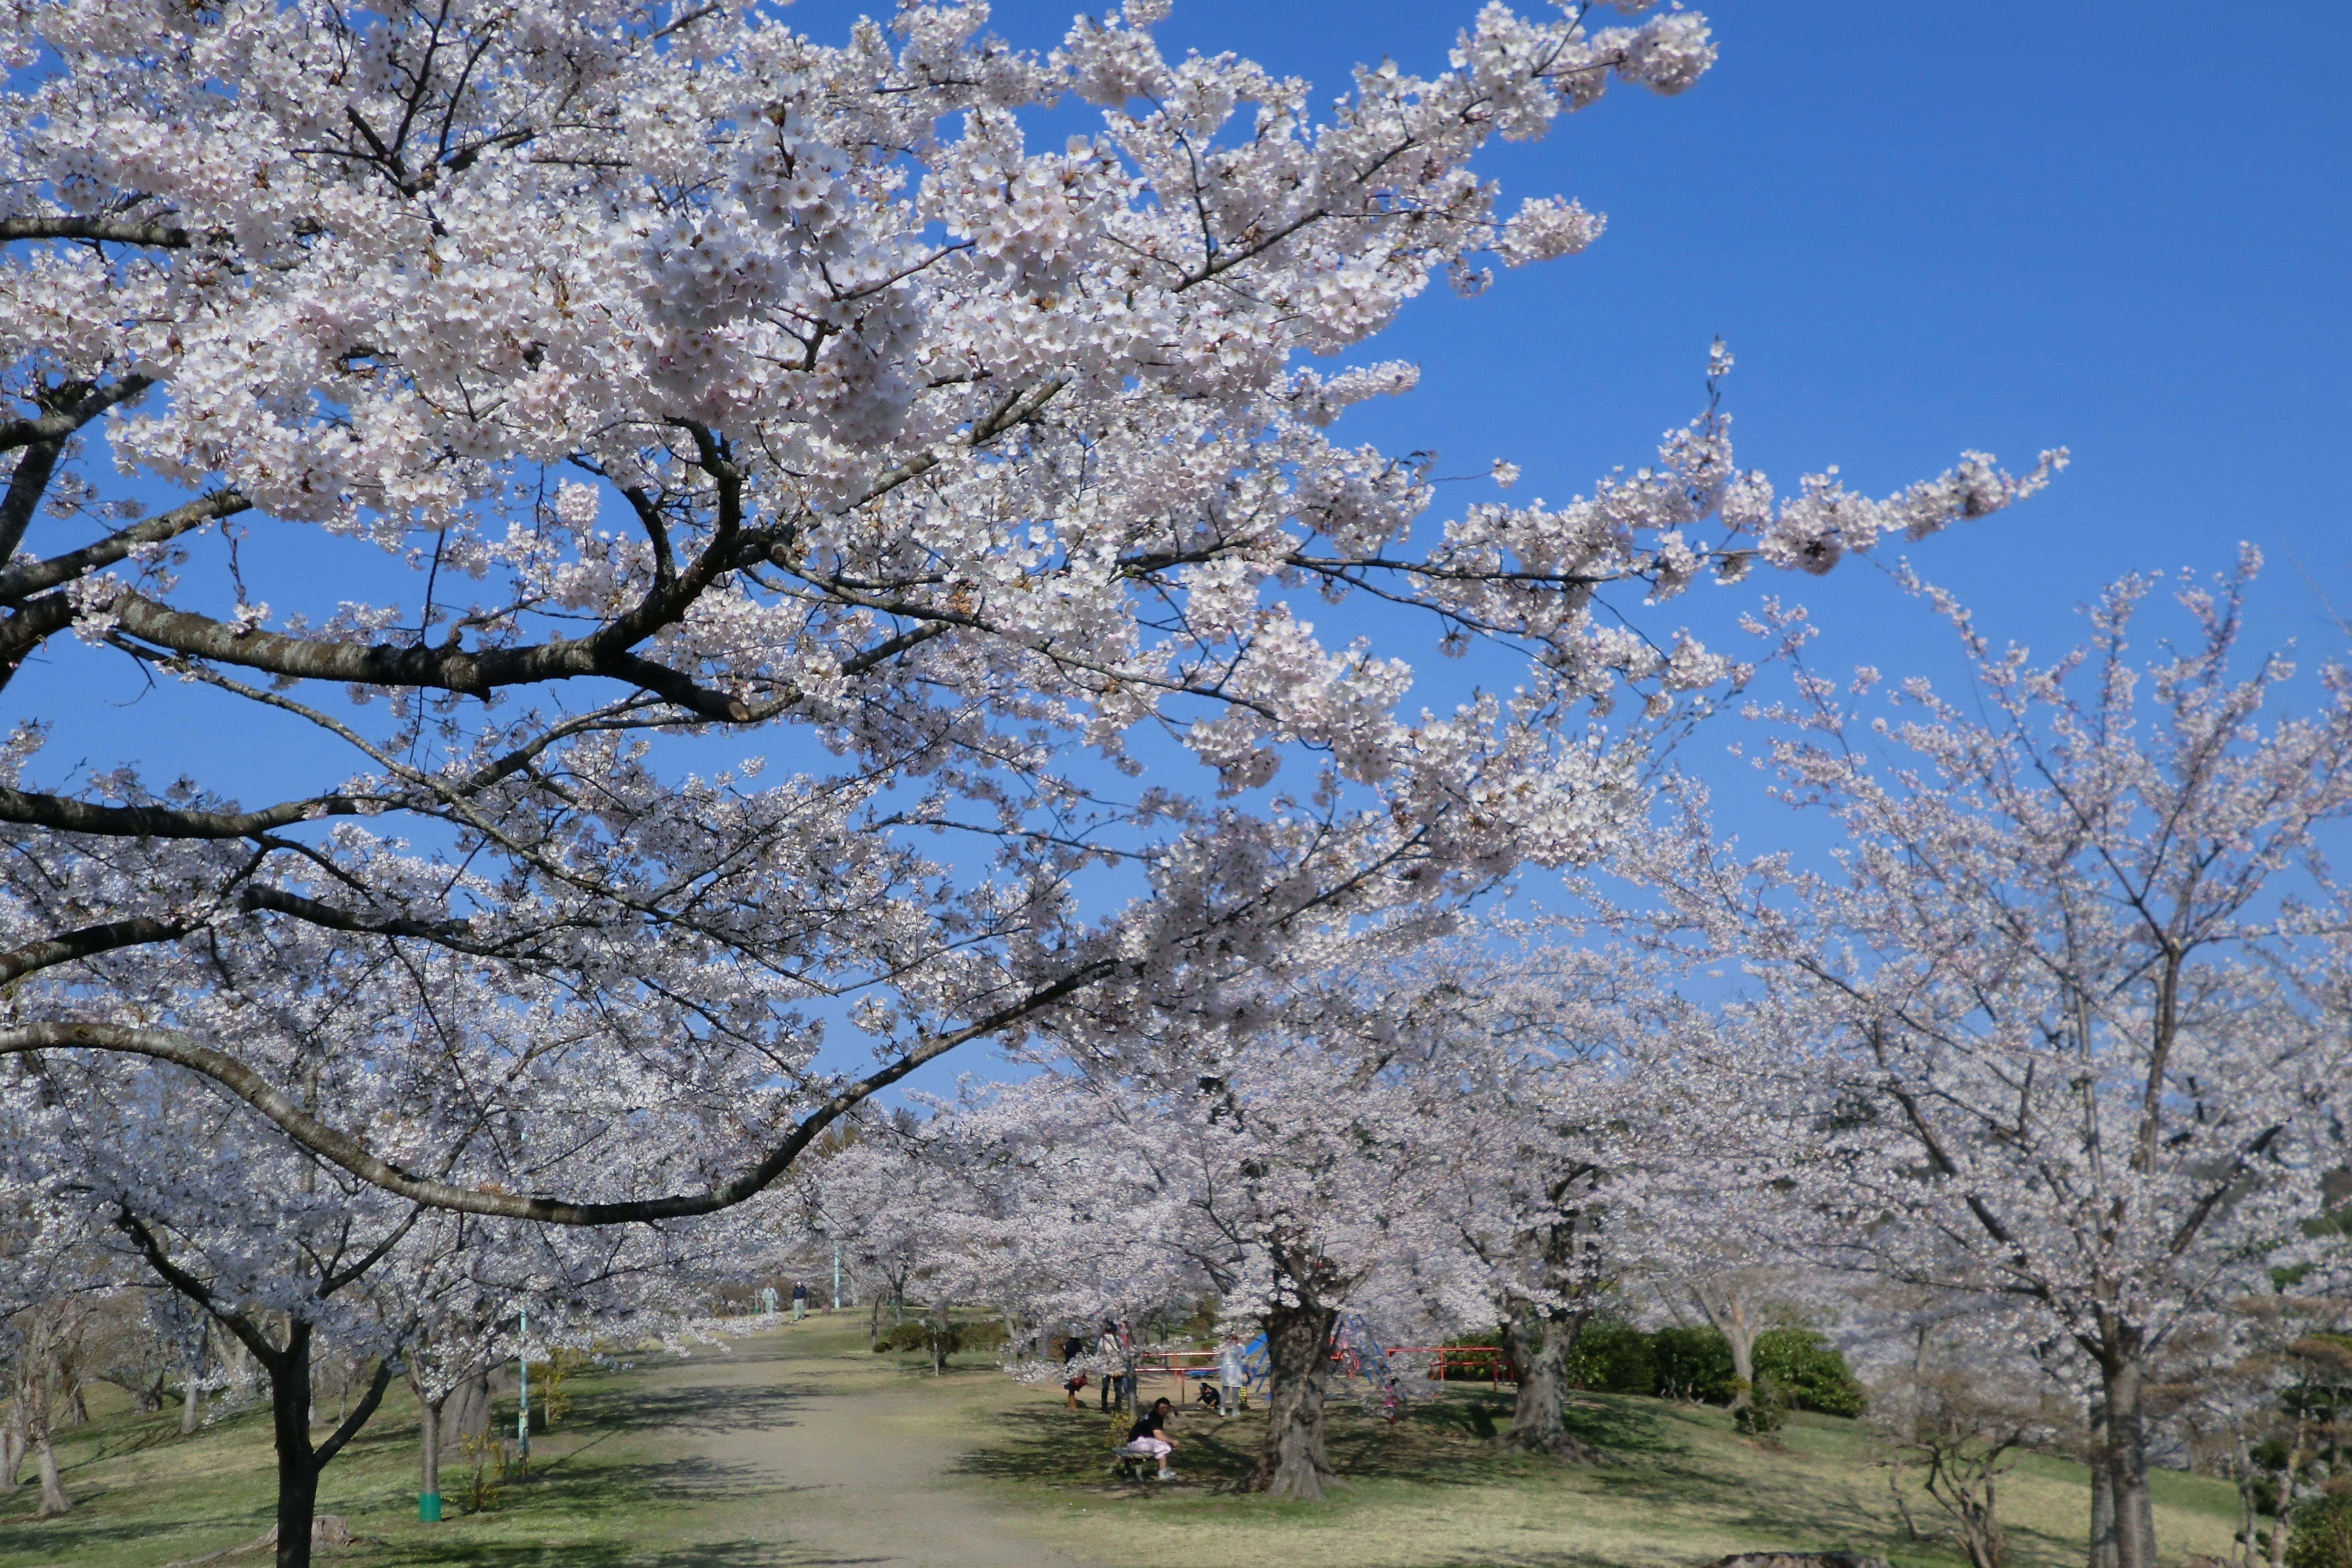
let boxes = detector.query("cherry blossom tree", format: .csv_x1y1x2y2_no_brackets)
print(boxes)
1363,933,1652,1460
1644,558,2352,1568
0,947,770,1568
0,0,2061,1243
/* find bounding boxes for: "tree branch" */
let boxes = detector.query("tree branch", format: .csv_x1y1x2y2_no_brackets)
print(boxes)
0,916,197,984
239,885,474,944
0,490,250,603
105,588,756,722
0,965,1116,1223
0,216,197,248
111,1204,283,1371
312,1356,397,1469
0,784,369,839
0,377,155,456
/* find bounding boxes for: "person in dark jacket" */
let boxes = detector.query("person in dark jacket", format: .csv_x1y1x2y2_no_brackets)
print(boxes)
1124,1397,1178,1480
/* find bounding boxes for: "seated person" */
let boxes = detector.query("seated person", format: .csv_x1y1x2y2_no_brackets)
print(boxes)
1195,1382,1223,1416
1123,1396,1179,1479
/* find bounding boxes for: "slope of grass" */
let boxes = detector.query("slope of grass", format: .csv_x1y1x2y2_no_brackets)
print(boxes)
0,1319,2247,1568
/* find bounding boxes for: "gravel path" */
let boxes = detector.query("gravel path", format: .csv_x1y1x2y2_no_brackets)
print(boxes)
646,1330,1094,1568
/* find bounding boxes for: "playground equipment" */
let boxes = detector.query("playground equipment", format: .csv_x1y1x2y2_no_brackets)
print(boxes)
1129,1322,1513,1413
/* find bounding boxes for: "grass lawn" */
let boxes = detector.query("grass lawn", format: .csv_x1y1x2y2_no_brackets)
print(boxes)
963,1368,2247,1568
0,1343,831,1568
0,1318,2249,1568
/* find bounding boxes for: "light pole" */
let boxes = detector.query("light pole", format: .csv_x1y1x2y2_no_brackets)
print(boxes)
516,1301,530,1477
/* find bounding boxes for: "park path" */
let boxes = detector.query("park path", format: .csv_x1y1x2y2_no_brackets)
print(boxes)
645,1328,1098,1568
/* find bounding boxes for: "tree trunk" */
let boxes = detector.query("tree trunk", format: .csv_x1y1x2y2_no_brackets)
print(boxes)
271,1324,321,1568
33,1429,70,1517
1255,1300,1340,1500
2102,1356,2158,1568
181,1371,205,1436
2085,1392,2120,1568
2267,1416,2304,1568
2268,1463,2293,1568
1690,1281,1759,1410
2,1407,23,1492
1500,1307,1609,1463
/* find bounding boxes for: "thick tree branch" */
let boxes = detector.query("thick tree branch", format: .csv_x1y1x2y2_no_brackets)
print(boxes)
0,784,369,838
0,376,155,455
0,438,65,565
106,588,756,722
0,591,76,691
0,916,197,984
0,216,198,248
239,885,473,944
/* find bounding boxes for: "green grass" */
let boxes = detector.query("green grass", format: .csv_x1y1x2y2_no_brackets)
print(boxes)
960,1369,2246,1568
0,1319,2249,1568
0,1347,839,1567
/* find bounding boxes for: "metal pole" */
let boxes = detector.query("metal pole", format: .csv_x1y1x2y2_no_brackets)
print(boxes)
516,1302,530,1469
832,1242,841,1312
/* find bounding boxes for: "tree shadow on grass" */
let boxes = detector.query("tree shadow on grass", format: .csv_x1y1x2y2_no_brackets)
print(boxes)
0,1514,269,1564
954,1390,1688,1498
466,1453,819,1535
560,1377,812,1438
368,1537,897,1568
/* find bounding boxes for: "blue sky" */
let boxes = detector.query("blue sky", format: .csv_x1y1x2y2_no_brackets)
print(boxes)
17,1,2351,1097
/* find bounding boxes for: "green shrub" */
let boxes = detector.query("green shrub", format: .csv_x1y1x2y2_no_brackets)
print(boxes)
873,1321,930,1353
872,1318,1008,1357
1564,1319,1656,1395
1732,1373,1789,1441
958,1319,1010,1353
1652,1326,1737,1404
1753,1327,1868,1417
2287,1490,2352,1568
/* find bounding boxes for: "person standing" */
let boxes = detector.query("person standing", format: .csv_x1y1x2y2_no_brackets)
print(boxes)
791,1281,808,1321
1097,1320,1122,1412
1218,1333,1248,1415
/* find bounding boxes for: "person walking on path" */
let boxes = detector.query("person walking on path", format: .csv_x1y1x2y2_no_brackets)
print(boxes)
791,1282,808,1321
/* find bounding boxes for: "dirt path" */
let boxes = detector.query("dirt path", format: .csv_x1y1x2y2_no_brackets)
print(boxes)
644,1326,1098,1568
